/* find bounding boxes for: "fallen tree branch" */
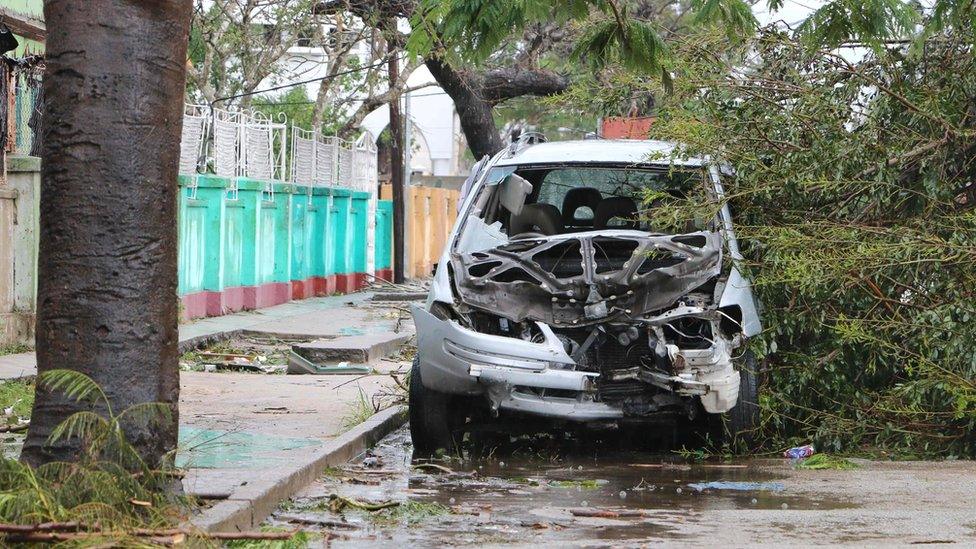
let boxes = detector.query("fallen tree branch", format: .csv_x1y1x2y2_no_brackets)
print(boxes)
569,508,651,518
0,522,298,541
328,494,400,512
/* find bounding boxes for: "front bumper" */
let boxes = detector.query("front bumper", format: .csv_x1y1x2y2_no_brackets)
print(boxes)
412,305,740,421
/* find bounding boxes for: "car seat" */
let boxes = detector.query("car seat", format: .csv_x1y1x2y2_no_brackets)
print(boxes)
561,187,602,229
510,203,564,236
594,197,638,229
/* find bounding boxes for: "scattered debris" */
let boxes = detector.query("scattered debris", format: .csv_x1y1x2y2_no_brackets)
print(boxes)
570,508,652,519
0,522,300,543
287,352,371,375
412,462,454,474
327,494,400,513
451,503,492,516
277,514,360,529
0,422,28,433
362,452,383,469
784,444,816,459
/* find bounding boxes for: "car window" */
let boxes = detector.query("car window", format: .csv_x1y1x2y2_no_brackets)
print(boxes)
534,167,700,205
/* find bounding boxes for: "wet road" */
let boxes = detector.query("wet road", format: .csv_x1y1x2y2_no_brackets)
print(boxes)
267,427,976,547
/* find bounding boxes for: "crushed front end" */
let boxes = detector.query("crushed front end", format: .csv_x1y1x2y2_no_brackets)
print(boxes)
413,229,753,424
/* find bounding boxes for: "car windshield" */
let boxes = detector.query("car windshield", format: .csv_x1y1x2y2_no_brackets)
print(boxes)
456,165,711,251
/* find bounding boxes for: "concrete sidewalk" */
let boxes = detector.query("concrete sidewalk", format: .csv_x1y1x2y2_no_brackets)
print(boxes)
0,290,410,378
0,289,418,531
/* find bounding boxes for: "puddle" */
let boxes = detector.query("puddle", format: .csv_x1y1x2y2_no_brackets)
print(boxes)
687,481,785,492
265,427,857,546
177,427,320,468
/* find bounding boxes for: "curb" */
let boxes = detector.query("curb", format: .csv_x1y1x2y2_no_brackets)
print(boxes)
191,405,408,533
177,330,241,355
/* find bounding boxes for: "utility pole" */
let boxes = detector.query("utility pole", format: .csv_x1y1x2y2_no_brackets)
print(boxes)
388,39,405,283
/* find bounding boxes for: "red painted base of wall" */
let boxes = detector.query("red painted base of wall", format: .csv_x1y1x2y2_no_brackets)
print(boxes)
335,273,362,294
181,273,376,321
374,268,393,283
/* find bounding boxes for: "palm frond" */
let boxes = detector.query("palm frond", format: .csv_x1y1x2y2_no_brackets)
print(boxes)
47,411,110,445
38,369,110,410
118,402,174,428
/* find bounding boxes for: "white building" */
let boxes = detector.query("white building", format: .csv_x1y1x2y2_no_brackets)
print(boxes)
268,32,470,178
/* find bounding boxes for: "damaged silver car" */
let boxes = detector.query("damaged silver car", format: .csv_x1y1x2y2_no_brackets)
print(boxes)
409,137,762,455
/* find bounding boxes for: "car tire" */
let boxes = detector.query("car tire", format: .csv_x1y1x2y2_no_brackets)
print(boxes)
409,357,462,457
707,350,761,452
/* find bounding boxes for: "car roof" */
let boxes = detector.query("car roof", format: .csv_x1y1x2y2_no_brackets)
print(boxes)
493,139,707,168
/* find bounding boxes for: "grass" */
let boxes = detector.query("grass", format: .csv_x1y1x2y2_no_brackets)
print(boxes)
0,378,34,423
226,529,315,548
794,454,859,470
339,387,377,432
0,343,32,356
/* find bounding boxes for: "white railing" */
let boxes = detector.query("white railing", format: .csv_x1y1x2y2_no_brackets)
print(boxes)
180,104,210,175
180,103,378,191
211,107,244,178
178,103,382,275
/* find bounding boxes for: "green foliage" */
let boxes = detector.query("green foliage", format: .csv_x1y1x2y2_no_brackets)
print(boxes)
408,0,587,61
369,501,450,526
0,380,33,423
794,454,859,470
409,0,673,84
0,343,32,356
796,0,920,49
634,26,976,457
0,371,190,541
571,17,671,87
691,0,757,42
226,529,315,548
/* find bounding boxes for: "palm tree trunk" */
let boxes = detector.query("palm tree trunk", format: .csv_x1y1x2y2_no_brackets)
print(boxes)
21,0,192,468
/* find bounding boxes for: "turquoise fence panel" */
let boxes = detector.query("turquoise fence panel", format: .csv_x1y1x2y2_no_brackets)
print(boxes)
256,196,277,285
290,186,311,283
198,186,224,291
235,180,261,288
179,199,207,294
309,189,330,278
272,183,292,284
331,189,351,274
223,200,246,289
351,191,369,274
375,200,393,270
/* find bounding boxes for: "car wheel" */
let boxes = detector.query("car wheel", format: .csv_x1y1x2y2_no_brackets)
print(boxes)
708,350,761,452
409,357,463,457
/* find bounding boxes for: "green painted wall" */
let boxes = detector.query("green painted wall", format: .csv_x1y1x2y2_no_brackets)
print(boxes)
176,176,385,298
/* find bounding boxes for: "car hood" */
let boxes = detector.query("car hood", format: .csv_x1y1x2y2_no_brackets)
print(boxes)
450,229,723,326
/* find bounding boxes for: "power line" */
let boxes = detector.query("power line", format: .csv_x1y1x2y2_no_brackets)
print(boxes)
250,89,449,107
211,56,404,105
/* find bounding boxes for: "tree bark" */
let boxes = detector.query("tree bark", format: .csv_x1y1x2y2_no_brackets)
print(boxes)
424,57,570,158
424,56,505,158
22,0,191,468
